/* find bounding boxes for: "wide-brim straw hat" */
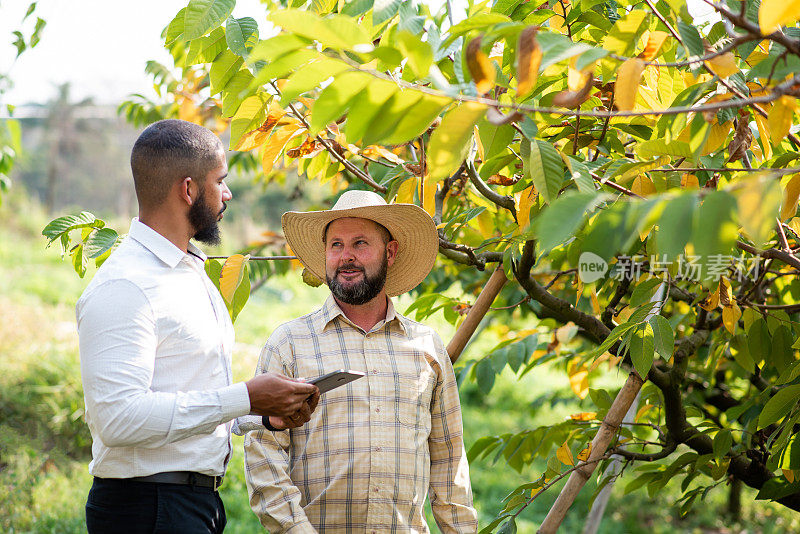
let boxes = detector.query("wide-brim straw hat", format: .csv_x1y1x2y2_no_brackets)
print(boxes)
282,190,438,297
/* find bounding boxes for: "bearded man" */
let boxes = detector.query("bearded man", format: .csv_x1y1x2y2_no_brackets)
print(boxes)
243,190,478,533
77,119,319,534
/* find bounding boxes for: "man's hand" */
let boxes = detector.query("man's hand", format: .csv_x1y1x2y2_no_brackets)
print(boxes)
266,389,320,430
246,372,319,417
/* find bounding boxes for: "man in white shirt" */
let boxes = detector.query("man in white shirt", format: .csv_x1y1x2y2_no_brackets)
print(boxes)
77,119,319,534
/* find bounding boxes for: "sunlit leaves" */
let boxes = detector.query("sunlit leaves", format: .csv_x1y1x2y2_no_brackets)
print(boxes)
615,58,645,111
427,102,486,181
184,0,235,40
759,385,800,429
769,96,797,146
602,10,648,56
466,36,496,94
780,174,800,221
628,321,655,379
533,191,606,251
705,52,739,78
516,27,542,98
268,9,372,52
736,176,782,250
229,92,272,150
309,71,371,136
226,16,259,57
219,253,251,322
529,140,564,204
759,0,800,35
640,31,669,61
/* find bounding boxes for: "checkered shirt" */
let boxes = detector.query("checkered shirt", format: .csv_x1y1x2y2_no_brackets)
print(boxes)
244,295,477,533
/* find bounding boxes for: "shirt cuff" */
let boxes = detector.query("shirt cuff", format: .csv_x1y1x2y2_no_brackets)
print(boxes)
219,382,251,422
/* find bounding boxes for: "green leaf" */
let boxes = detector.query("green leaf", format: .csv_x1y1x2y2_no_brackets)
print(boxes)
756,476,800,501
529,140,564,204
310,0,336,15
268,10,372,51
693,191,738,283
713,429,733,460
730,334,755,373
209,49,244,95
476,358,496,394
498,518,517,534
221,69,256,117
309,71,373,136
187,27,227,64
184,0,235,40
427,102,487,181
747,318,771,368
249,48,318,90
226,16,259,57
629,278,663,308
533,191,603,251
84,228,119,259
677,20,704,58
567,158,596,193
636,139,693,159
396,31,433,78
656,194,697,261
42,212,104,245
382,95,450,145
165,8,187,44
229,92,272,150
758,385,800,429
373,0,402,24
279,58,349,106
229,263,251,323
204,259,223,291
247,34,311,64
362,89,425,145
648,315,674,359
537,32,595,71
71,243,87,278
344,79,398,143
478,121,515,162
779,434,800,470
628,322,655,378
602,10,648,56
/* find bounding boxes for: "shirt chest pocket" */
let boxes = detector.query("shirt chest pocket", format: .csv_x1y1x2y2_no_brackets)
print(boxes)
397,373,435,427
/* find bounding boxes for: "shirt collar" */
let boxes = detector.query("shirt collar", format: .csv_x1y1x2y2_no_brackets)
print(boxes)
318,294,407,335
128,218,204,268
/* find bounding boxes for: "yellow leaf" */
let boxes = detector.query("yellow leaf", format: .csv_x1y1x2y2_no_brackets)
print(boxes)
640,31,669,61
568,364,589,400
747,40,771,64
476,209,495,239
466,36,496,94
575,277,583,306
703,121,733,155
261,126,304,174
396,176,418,204
784,469,796,483
719,276,734,307
556,442,575,466
700,288,720,311
681,173,700,189
705,52,739,78
769,96,796,146
635,403,654,422
577,444,592,462
759,0,800,34
754,113,773,160
219,254,250,305
723,302,741,335
361,145,404,164
737,176,783,249
516,27,542,98
427,102,487,181
615,58,646,111
570,412,598,422
631,174,656,196
550,0,571,34
422,176,437,217
516,184,536,231
790,217,800,238
781,174,800,221
236,129,270,152
590,287,601,315
557,322,578,344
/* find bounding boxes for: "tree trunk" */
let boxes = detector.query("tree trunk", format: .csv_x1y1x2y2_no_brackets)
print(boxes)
446,267,507,363
728,477,742,521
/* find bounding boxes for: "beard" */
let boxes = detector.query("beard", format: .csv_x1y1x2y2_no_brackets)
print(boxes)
188,190,225,246
327,255,388,305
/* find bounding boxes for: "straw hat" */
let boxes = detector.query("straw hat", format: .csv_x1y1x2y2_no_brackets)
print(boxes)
281,190,438,297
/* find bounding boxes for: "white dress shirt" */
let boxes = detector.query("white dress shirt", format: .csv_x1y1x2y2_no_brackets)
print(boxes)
76,218,251,479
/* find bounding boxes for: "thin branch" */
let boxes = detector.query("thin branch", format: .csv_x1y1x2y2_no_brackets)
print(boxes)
609,34,756,67
647,167,800,174
736,240,800,270
207,255,297,261
611,439,678,461
465,160,517,214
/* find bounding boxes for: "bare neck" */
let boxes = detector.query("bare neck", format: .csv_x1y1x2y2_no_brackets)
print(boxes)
335,293,389,332
138,208,192,253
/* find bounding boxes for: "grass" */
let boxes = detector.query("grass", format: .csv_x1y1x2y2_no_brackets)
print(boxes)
2,191,799,533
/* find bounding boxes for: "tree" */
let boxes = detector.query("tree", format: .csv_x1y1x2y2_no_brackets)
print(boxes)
45,0,800,531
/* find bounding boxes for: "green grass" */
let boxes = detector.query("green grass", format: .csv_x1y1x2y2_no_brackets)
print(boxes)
2,192,800,533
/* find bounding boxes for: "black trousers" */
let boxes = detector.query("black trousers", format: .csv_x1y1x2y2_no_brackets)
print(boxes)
86,477,227,533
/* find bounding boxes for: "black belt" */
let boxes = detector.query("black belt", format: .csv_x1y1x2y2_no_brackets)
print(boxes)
125,471,224,490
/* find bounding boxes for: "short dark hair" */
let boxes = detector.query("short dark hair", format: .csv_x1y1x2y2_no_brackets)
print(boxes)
323,218,393,244
130,119,223,208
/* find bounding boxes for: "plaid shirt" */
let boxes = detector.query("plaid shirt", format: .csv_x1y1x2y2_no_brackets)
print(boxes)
244,295,477,534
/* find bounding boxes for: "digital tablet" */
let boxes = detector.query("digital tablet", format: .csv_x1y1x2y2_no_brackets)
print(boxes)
307,369,366,394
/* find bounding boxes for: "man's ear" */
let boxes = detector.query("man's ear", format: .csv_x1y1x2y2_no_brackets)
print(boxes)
179,177,194,206
386,240,399,267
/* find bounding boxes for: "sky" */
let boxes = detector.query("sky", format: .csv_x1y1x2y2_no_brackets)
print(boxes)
0,0,718,109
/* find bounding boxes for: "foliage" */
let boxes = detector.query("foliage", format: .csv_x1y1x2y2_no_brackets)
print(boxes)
46,0,800,529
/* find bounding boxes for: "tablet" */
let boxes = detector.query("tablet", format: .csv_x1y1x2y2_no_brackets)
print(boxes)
307,369,366,394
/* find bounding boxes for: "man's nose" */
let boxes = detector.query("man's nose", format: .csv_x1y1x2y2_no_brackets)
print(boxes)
222,182,233,201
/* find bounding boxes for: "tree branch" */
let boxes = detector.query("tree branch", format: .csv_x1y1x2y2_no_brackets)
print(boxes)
465,161,516,214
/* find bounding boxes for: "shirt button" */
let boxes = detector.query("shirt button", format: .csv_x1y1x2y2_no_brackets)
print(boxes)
373,487,379,493
375,447,381,452
375,407,380,413
372,369,378,374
